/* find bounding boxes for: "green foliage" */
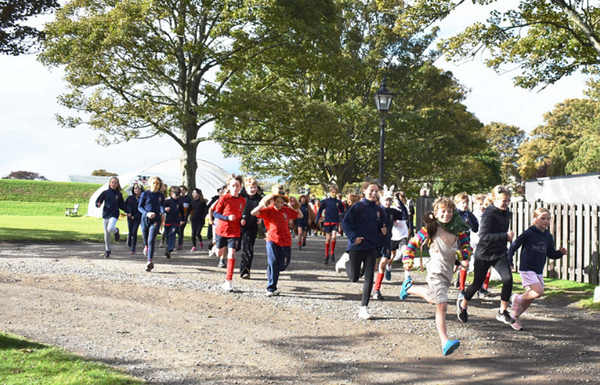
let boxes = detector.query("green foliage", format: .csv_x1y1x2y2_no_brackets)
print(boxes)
0,332,144,384
0,180,101,203
517,80,600,179
0,0,59,55
482,122,525,188
435,0,600,89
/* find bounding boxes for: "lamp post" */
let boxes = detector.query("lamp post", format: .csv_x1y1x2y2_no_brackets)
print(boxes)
374,77,394,185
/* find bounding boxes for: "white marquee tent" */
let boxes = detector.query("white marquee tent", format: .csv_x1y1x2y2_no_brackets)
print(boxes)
88,159,230,218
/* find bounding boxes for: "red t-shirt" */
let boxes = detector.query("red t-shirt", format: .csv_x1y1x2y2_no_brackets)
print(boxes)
257,205,298,247
213,194,246,238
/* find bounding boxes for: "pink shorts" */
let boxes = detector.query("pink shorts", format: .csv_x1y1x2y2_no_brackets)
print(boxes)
519,270,544,288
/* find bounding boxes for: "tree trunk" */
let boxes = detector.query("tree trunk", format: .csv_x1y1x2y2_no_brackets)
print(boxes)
180,143,198,190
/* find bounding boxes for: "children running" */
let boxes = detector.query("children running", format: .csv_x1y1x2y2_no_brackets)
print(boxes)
251,189,302,296
138,176,165,272
163,186,185,259
507,207,567,330
400,197,472,356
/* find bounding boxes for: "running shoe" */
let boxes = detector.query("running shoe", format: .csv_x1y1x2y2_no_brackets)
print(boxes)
511,293,523,318
218,259,226,268
190,247,196,252
222,280,233,292
442,340,460,356
496,309,515,324
399,276,413,300
457,305,468,323
159,242,164,248
330,254,335,263
143,246,148,257
266,290,279,297
324,256,329,265
335,253,350,273
372,290,384,300
241,270,250,279
177,244,182,250
302,239,306,247
200,241,204,249
130,251,135,255
114,228,120,242
165,251,171,259
103,251,111,259
358,306,372,320
146,262,154,272
385,266,392,281
478,288,491,298
510,317,523,331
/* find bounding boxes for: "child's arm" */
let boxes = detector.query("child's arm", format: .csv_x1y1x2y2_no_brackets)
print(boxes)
95,190,106,208
118,192,130,214
547,234,567,259
507,231,529,267
457,231,473,264
478,211,510,244
289,197,303,219
402,227,427,270
468,212,479,233
251,194,274,216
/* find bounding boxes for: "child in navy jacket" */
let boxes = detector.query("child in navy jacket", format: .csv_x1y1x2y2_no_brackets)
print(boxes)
338,181,387,320
164,186,185,258
507,207,566,330
95,176,130,258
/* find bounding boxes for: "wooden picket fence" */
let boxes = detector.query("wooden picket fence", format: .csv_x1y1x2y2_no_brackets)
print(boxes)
510,201,600,285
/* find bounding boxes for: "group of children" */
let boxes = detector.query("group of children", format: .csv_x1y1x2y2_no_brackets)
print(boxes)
96,177,566,357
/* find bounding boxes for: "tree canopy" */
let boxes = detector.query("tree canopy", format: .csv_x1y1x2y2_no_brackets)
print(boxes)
39,0,335,189
414,0,600,89
0,0,59,55
3,171,48,180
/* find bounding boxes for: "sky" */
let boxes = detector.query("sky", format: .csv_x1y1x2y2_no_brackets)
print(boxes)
0,1,590,182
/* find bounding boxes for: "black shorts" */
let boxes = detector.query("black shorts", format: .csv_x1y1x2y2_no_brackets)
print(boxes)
297,225,308,232
323,224,339,234
217,236,240,250
390,238,408,251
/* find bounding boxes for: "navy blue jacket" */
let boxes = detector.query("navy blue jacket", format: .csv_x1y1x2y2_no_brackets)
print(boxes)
125,195,142,221
241,192,263,230
138,191,165,225
507,225,564,274
316,197,345,224
380,205,405,257
341,199,386,252
164,198,184,226
474,204,512,261
457,209,479,233
96,188,129,219
297,203,309,227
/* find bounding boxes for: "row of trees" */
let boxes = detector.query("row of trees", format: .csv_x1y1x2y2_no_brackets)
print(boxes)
4,0,600,196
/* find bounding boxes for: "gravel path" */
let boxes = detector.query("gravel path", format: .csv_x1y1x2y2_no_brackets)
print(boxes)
0,237,599,384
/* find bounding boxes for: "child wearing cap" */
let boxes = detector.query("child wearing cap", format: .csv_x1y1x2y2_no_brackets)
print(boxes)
251,187,303,296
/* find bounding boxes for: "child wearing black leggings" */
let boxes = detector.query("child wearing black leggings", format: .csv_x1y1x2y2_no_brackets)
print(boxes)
457,185,515,325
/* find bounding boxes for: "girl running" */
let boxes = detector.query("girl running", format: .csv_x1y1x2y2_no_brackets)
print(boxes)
400,197,472,356
458,185,515,326
187,188,207,251
138,176,165,272
95,176,129,258
337,181,387,320
507,207,566,330
177,185,192,250
125,184,144,254
296,194,311,250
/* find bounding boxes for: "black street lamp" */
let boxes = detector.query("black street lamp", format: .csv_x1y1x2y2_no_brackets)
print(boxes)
374,77,394,185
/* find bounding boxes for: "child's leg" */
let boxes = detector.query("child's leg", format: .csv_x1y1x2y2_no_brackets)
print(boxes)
519,282,544,314
482,268,492,290
373,257,386,293
131,220,140,251
102,219,112,251
325,232,332,256
330,229,337,256
226,246,236,281
190,222,198,248
148,222,159,262
360,251,378,307
167,226,178,251
435,302,449,346
406,284,433,303
346,250,365,282
459,267,468,291
462,258,493,308
493,257,514,312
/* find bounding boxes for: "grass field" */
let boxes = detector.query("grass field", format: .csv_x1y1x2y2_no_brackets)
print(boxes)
0,179,102,203
0,332,143,385
0,201,90,217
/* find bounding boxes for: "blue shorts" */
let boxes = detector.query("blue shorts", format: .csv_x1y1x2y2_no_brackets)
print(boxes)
323,224,339,234
217,236,240,250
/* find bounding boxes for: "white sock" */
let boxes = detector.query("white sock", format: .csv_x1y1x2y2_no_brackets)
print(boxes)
405,270,411,280
386,264,392,271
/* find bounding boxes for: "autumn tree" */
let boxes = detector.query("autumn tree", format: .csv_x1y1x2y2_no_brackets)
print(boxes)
92,169,118,176
39,0,335,189
0,0,59,55
482,122,525,187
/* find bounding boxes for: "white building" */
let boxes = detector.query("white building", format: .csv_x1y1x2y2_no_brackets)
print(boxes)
524,172,600,204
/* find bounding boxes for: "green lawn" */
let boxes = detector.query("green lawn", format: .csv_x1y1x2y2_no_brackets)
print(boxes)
0,332,143,385
0,179,101,203
0,201,90,217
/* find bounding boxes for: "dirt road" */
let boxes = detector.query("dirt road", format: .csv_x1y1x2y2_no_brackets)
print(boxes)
0,237,598,384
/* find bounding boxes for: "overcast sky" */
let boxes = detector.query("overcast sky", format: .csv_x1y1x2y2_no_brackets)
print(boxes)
0,1,589,182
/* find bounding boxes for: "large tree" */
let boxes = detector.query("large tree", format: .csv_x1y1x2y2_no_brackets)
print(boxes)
405,0,600,89
213,0,488,192
39,0,335,189
482,122,525,187
1,0,59,55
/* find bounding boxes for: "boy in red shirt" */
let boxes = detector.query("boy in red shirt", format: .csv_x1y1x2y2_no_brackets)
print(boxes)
212,175,246,292
252,188,303,296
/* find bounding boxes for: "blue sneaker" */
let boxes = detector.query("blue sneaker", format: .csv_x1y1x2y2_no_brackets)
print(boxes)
385,267,392,281
399,276,413,300
443,340,460,356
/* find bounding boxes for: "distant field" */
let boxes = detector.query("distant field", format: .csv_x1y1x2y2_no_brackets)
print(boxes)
0,179,102,203
0,201,90,216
